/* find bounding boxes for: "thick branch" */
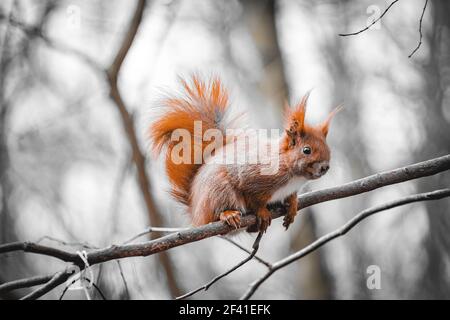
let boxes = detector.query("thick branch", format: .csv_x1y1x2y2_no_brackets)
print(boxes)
241,188,450,299
1,155,449,265
0,155,449,298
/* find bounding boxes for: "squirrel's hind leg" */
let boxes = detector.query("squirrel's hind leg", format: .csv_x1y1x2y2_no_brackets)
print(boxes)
247,206,272,233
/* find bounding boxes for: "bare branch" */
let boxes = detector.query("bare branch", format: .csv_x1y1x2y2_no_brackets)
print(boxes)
104,0,180,297
339,0,400,36
408,0,429,58
59,277,107,300
0,14,103,73
20,269,70,300
0,241,81,264
36,235,96,249
0,155,449,265
241,188,450,300
0,0,183,298
176,232,264,300
116,261,131,299
123,226,188,244
0,274,53,294
219,236,272,268
0,155,449,298
106,0,147,83
339,0,429,58
105,0,162,228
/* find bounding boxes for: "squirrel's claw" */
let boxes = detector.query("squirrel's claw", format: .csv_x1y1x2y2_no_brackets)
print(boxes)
220,210,241,229
282,215,294,230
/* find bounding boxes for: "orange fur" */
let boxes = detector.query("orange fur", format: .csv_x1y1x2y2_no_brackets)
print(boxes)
149,76,230,205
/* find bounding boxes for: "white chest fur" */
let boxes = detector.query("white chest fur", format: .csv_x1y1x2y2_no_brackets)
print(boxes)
268,176,307,204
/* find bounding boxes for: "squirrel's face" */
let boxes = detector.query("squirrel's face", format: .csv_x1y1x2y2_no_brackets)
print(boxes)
283,92,341,180
290,127,331,180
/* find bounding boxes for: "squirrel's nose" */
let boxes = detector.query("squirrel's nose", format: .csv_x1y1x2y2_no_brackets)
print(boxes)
320,164,329,175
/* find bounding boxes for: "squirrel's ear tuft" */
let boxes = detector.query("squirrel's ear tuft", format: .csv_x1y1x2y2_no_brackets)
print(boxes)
320,104,343,137
285,91,311,136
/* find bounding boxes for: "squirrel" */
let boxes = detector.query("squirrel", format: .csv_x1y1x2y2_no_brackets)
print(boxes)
149,76,340,233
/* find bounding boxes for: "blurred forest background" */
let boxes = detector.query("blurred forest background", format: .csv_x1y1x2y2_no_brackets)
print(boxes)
0,0,449,299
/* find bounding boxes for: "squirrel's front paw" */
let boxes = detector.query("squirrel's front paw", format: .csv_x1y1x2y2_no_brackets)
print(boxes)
282,204,297,229
283,195,298,230
282,214,295,230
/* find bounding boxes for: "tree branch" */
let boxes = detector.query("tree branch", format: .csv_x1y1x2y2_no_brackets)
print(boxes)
1,155,448,265
0,0,183,298
0,155,449,298
219,235,272,268
339,0,428,58
0,274,53,294
176,232,263,300
104,0,181,297
20,269,70,300
0,13,103,73
0,241,81,264
241,188,450,299
339,0,400,36
123,227,188,244
408,0,428,58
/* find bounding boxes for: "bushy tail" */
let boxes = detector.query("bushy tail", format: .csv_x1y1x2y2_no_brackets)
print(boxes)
149,76,237,205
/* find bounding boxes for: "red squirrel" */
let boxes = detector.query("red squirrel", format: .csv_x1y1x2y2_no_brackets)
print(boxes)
149,76,340,232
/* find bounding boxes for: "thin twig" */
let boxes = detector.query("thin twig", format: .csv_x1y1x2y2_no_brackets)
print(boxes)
219,236,272,268
339,0,400,36
241,188,450,300
92,282,107,300
0,14,103,73
58,277,106,300
176,232,263,300
123,226,188,244
116,261,131,299
36,235,96,249
408,0,428,58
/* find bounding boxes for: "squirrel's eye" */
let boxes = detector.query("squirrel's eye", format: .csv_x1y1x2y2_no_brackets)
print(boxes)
303,146,311,155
